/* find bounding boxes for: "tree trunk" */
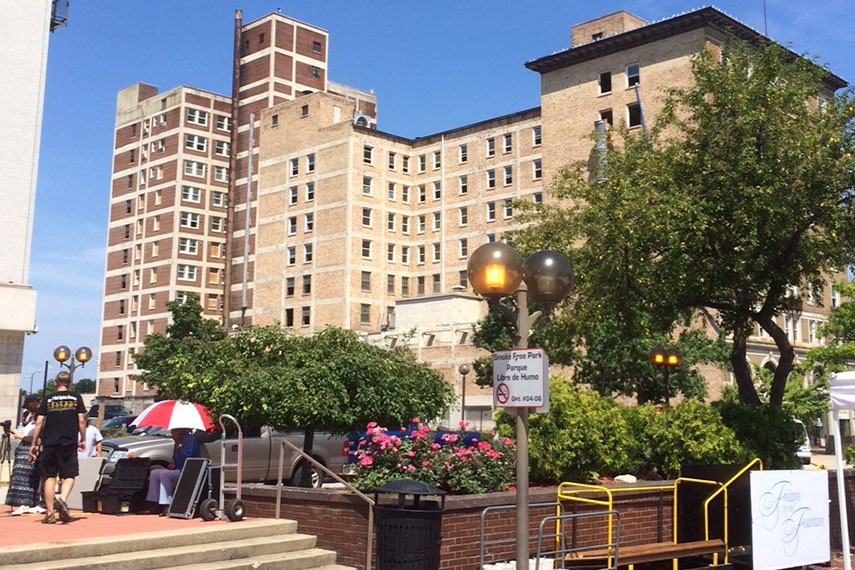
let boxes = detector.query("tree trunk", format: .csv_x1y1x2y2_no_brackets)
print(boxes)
296,427,316,487
731,328,762,406
757,315,793,408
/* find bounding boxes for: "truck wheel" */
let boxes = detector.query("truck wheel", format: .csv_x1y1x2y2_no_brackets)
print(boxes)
225,499,245,521
292,462,323,488
199,498,218,521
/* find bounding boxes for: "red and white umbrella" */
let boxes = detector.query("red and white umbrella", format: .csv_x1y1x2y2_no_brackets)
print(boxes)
131,400,215,431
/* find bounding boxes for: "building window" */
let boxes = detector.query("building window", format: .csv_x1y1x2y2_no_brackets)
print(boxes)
181,186,202,203
401,246,409,264
187,108,209,126
401,216,410,234
387,244,395,262
418,245,426,264
432,182,441,201
288,216,297,235
401,277,410,296
209,242,223,258
312,40,322,53
305,213,314,232
184,160,205,178
418,185,426,204
401,185,410,204
271,114,279,127
287,246,296,265
459,207,468,226
216,115,231,131
361,271,372,292
302,153,314,174
486,138,495,157
177,264,197,281
487,169,496,189
386,182,396,201
459,144,468,163
459,270,468,288
417,215,426,234
310,65,320,78
363,145,373,165
627,103,642,128
361,239,372,259
487,202,496,222
289,186,298,205
128,149,136,164
503,133,512,153
180,212,201,229
360,304,371,325
459,238,468,258
600,109,613,126
432,273,441,294
432,212,441,231
432,243,441,263
185,134,207,152
504,166,513,185
418,154,426,172
302,275,312,295
362,176,372,195
214,166,229,182
301,306,310,326
304,243,313,262
286,277,295,297
626,63,640,87
301,105,309,117
362,208,373,227
290,158,299,176
533,159,542,180
388,152,396,170
122,249,129,264
387,213,396,232
118,299,125,314
208,267,223,284
532,125,542,146
306,182,315,201
212,191,225,207
433,151,441,170
598,71,612,94
215,141,230,157
459,175,468,195
504,199,513,219
285,308,294,327
417,276,426,296
387,275,395,295
178,237,199,255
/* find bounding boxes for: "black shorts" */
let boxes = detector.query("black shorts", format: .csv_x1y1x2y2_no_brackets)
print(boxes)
39,444,79,479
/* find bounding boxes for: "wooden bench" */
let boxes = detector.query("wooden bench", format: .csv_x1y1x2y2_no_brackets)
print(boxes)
566,538,727,567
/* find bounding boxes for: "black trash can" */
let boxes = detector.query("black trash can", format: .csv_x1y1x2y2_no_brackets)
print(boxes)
374,479,446,570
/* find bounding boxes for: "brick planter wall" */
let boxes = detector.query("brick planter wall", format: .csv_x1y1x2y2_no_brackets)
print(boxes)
229,470,852,570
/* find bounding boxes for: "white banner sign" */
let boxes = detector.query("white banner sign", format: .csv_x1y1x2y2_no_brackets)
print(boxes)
492,348,546,408
750,470,830,570
829,371,855,411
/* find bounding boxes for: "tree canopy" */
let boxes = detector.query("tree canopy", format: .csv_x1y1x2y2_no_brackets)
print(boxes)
133,294,455,433
511,38,855,407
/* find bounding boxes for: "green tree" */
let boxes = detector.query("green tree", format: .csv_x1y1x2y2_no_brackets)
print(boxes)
805,281,855,371
513,38,855,408
73,378,96,393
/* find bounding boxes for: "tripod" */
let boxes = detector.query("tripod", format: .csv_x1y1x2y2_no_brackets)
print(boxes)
0,429,11,481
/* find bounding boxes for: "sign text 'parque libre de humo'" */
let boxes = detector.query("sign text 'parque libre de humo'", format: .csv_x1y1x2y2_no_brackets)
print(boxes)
492,348,548,411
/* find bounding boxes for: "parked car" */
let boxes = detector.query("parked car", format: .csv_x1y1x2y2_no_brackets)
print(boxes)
101,427,349,487
89,403,132,419
100,415,137,433
794,419,812,465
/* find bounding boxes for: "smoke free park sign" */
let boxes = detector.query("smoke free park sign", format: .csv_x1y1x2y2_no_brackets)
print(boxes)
493,348,547,409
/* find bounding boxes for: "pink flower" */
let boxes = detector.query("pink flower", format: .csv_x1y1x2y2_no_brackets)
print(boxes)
422,460,429,467
501,437,514,446
367,421,377,429
412,418,421,424
359,455,374,466
406,464,416,472
458,420,470,429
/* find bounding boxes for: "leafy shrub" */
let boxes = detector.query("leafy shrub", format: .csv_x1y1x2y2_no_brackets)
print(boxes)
715,400,803,470
496,378,635,483
843,445,855,467
351,419,515,494
626,401,750,479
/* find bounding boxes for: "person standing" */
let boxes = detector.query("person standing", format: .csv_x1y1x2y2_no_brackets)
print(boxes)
5,394,43,515
145,427,201,515
28,371,86,524
78,418,103,458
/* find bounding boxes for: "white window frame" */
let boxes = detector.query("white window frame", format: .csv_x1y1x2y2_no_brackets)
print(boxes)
210,216,224,233
184,160,206,178
180,212,201,229
178,237,199,255
289,186,298,205
181,186,202,203
185,134,207,152
212,191,225,207
187,108,209,126
214,166,229,182
626,64,640,87
503,133,512,153
215,140,230,157
305,213,314,232
487,202,496,222
532,126,542,146
459,207,468,226
177,264,197,281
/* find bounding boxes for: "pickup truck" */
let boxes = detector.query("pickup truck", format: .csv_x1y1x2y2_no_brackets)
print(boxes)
101,427,349,488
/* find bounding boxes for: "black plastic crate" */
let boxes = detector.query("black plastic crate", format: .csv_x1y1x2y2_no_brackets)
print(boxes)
100,491,147,514
109,457,151,492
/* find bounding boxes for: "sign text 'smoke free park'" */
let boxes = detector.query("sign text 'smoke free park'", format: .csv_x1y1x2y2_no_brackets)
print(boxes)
492,348,548,410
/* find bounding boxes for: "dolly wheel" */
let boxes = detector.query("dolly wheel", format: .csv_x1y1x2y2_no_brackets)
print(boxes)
225,499,245,521
199,498,218,521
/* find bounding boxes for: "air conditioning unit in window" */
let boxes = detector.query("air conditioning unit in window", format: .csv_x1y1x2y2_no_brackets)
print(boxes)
353,112,370,128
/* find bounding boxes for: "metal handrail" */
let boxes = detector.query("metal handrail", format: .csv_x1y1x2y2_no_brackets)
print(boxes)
274,437,375,570
480,501,565,569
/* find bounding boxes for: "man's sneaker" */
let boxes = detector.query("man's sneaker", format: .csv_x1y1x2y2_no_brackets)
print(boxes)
11,505,29,516
27,505,46,514
41,513,56,524
54,498,71,522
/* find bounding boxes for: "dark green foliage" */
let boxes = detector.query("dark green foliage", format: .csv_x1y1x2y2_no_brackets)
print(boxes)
715,400,803,470
73,379,96,393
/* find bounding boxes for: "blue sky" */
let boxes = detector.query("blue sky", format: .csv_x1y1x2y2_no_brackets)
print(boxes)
21,1,854,391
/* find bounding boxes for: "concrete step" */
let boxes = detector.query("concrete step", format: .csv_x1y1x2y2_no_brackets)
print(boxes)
5,532,321,570
159,550,351,570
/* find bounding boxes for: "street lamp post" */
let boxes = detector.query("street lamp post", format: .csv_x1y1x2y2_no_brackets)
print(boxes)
27,370,40,395
648,346,682,409
468,242,574,569
53,345,93,388
458,363,471,425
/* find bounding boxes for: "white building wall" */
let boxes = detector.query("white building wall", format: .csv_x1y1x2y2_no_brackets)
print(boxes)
0,1,49,434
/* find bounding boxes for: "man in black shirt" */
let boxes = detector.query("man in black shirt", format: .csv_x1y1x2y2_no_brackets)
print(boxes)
29,371,86,524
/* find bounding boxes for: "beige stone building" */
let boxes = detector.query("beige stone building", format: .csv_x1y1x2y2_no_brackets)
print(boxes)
97,7,849,433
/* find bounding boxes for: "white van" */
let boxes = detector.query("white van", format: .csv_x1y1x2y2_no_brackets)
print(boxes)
793,419,811,465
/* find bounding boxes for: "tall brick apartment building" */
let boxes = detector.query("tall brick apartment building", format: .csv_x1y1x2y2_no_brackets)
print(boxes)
97,7,848,431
